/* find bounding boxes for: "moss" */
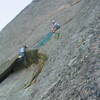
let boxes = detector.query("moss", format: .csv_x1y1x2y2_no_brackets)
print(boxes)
38,52,48,62
24,51,48,88
25,49,48,66
25,49,39,66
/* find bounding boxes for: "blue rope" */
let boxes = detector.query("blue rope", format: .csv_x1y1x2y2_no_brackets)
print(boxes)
32,32,53,49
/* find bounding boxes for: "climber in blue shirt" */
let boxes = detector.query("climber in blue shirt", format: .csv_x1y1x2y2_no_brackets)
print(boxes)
18,45,28,66
18,45,27,59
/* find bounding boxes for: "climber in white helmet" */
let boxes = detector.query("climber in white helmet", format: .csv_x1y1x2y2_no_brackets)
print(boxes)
51,20,60,33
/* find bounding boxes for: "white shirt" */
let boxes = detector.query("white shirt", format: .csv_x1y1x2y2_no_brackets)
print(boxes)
20,47,25,53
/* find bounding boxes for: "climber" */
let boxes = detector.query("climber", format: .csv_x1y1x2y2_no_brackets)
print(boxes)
18,45,27,64
51,20,61,33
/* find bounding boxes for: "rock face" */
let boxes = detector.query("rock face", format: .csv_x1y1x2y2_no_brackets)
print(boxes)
0,0,100,100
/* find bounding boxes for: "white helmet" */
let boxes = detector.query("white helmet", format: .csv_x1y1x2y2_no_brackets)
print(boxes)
52,20,55,24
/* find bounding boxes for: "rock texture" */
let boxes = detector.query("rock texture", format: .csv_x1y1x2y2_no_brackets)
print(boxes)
0,0,100,100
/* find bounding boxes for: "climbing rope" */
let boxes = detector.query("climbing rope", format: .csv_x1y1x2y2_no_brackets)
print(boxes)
32,32,53,49
27,32,54,52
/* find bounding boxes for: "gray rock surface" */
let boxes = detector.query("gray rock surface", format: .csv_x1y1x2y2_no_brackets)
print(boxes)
0,0,100,100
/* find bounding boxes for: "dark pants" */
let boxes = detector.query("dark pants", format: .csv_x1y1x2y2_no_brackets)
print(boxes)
19,52,27,65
